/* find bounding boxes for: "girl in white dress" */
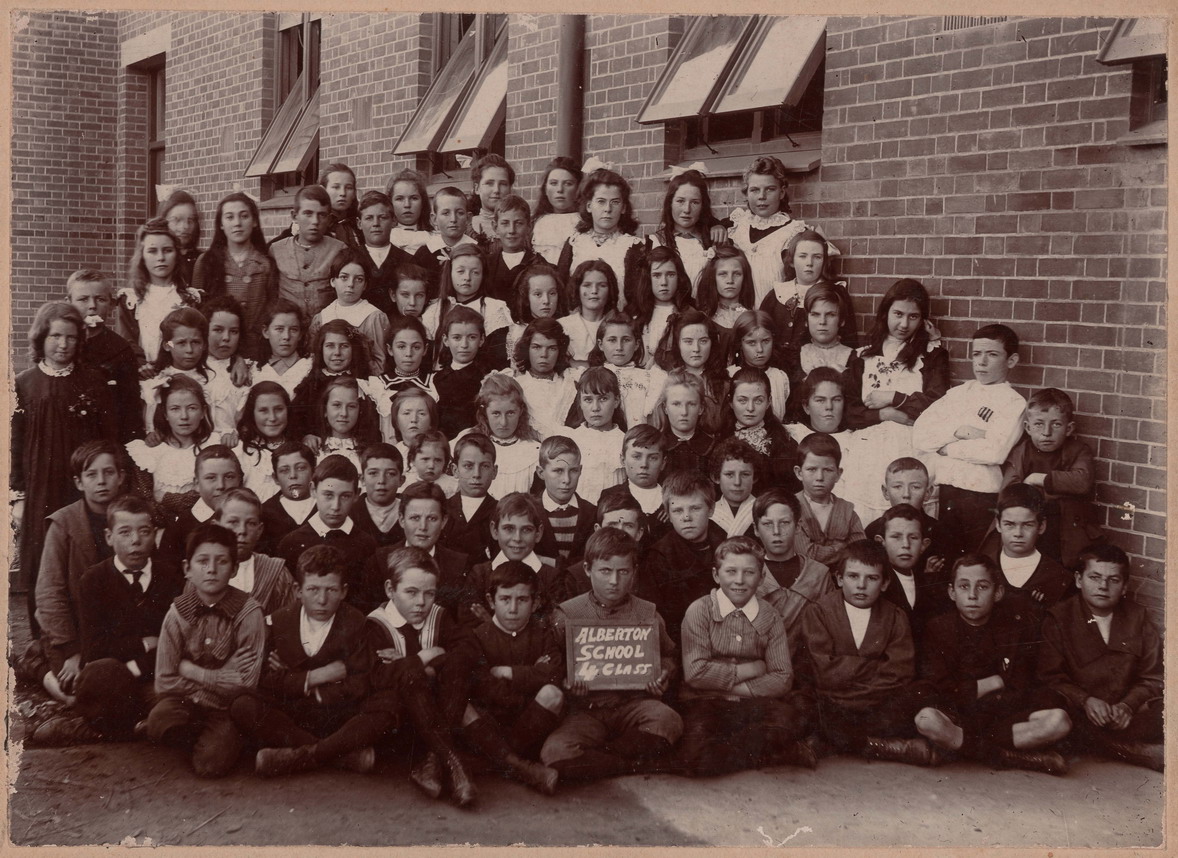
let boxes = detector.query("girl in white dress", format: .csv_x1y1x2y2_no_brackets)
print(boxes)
587,310,666,428
115,219,200,364
422,244,510,343
461,373,541,498
511,318,579,440
560,259,617,366
235,380,291,502
728,310,789,424
650,167,730,295
566,366,627,504
251,299,311,398
632,245,693,368
387,168,432,255
530,156,583,265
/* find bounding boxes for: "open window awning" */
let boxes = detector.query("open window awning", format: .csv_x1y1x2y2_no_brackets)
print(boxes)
1096,17,1166,64
438,28,508,153
244,73,319,178
271,85,320,175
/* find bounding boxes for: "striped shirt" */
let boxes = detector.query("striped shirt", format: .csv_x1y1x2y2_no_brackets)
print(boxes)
680,589,793,701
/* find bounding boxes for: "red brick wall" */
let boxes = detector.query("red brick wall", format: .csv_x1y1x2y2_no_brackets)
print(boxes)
506,14,564,204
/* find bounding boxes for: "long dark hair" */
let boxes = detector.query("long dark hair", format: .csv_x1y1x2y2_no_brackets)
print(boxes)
696,245,755,319
720,366,785,435
533,156,583,219
574,168,639,235
152,307,210,380
630,245,693,333
861,278,932,370
237,380,291,457
654,308,727,385
156,189,202,251
153,374,213,447
656,169,721,251
513,317,572,376
308,318,371,378
314,376,380,443
199,192,269,293
510,262,568,324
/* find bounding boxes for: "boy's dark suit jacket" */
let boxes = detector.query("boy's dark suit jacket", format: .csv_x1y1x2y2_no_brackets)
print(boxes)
359,244,416,318
532,492,597,566
78,555,185,677
462,559,567,628
258,493,315,557
917,607,1037,712
881,566,951,643
442,493,498,564
277,523,379,604
981,544,1072,628
261,601,371,707
363,541,470,618
350,494,405,548
640,521,727,644
484,247,538,304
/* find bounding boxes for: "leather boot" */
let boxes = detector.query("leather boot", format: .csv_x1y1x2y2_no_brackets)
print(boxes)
463,717,558,795
861,736,941,767
332,746,376,774
1104,739,1164,772
773,739,820,770
256,744,318,778
997,748,1069,776
410,752,444,798
441,751,477,807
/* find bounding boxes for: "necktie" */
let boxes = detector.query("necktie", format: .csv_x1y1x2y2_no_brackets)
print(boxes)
402,624,421,657
128,569,144,597
326,529,347,540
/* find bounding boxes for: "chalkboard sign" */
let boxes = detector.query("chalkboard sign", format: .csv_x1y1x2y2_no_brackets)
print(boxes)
565,620,661,691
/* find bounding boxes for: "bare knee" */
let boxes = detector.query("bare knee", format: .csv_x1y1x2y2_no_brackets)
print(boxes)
913,707,940,731
535,684,564,712
1044,708,1072,740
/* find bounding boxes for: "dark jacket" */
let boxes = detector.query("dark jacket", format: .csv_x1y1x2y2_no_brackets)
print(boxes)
261,600,371,706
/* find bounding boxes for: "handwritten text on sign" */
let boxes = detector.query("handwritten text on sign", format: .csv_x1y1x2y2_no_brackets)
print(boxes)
566,622,660,690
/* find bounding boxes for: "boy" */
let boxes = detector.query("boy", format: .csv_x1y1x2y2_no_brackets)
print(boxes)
1000,388,1102,568
799,539,936,766
560,492,646,599
146,522,266,778
913,324,1027,560
164,445,244,552
469,153,515,242
710,437,759,538
350,442,407,547
355,191,415,317
365,546,476,805
30,495,183,746
982,483,1071,623
230,545,385,777
915,555,1071,775
540,528,682,781
442,433,499,564
598,424,668,544
275,455,379,610
660,378,714,478
215,488,298,617
270,185,349,320
876,504,947,641
459,562,564,793
750,488,832,648
66,269,142,442
865,457,944,576
675,537,816,776
642,470,727,645
413,186,475,279
1036,543,1163,771
484,194,538,302
793,432,866,566
258,442,317,556
533,435,596,566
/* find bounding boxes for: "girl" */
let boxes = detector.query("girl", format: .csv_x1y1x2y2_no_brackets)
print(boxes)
696,245,755,331
648,368,713,478
289,319,372,438
421,244,510,342
322,163,361,248
201,296,253,442
387,168,432,254
407,429,458,498
464,373,541,498
786,366,850,442
531,156,583,264
469,154,516,242
192,191,275,360
310,249,391,375
11,303,116,621
729,156,826,307
126,374,219,513
650,167,729,292
157,190,202,287
632,245,694,365
761,228,858,352
556,166,644,312
235,381,291,502
433,304,491,439
587,310,665,429
654,308,729,434
728,310,789,423
116,219,199,364
387,387,439,463
721,367,800,495
490,262,567,371
311,376,380,471
559,259,617,366
252,299,311,397
566,366,626,504
511,318,579,440
783,286,855,419
366,315,438,442
140,307,214,435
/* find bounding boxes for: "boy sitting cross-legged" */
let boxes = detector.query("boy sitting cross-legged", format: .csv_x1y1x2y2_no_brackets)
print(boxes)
914,554,1071,775
458,561,564,794
230,545,386,778
798,539,938,766
540,528,682,781
146,522,266,778
1036,543,1164,772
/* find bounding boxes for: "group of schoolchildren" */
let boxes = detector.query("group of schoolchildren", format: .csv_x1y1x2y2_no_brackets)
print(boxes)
10,152,1163,808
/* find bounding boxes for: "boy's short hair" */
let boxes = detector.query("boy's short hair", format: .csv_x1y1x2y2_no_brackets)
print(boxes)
1025,387,1075,422
752,487,801,522
838,539,888,576
973,323,1019,357
596,490,643,523
951,553,1001,586
662,470,716,509
407,429,452,467
1076,542,1129,577
105,493,154,529
71,439,124,479
714,535,764,568
453,431,497,464
493,492,544,528
313,454,360,488
995,483,1045,522
295,544,348,586
583,526,639,569
66,268,110,297
358,190,393,214
271,441,316,474
432,186,468,212
399,479,447,510
216,487,263,517
709,437,760,481
538,435,581,468
486,560,538,599
880,503,926,537
359,442,404,472
495,194,530,221
885,456,928,479
797,432,842,468
622,423,665,455
194,444,245,480
384,545,439,588
185,522,238,565
294,184,331,211
393,263,430,288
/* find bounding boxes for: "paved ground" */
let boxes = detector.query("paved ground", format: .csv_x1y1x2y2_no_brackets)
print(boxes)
6,602,1165,849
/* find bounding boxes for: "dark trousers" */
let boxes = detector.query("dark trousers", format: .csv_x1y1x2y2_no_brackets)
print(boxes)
229,692,395,763
146,695,244,778
73,658,152,739
1070,697,1164,747
939,486,997,560
933,686,1064,759
818,687,926,752
674,694,810,776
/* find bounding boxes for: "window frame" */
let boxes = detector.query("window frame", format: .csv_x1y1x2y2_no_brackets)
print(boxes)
1096,18,1167,146
146,62,166,220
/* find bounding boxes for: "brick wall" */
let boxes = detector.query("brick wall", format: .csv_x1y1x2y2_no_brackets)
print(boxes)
506,14,564,202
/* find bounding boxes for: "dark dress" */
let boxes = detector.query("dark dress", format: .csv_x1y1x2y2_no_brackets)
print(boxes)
79,326,144,442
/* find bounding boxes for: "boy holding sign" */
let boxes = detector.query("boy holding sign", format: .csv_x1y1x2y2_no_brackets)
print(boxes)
540,528,681,781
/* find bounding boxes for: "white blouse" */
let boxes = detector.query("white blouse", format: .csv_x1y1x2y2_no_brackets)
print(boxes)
126,432,223,501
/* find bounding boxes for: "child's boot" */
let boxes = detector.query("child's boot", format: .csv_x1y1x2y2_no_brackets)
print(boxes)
1104,739,1164,772
463,717,558,794
861,736,941,767
997,748,1069,776
332,746,376,773
410,752,444,798
441,750,477,807
256,744,318,777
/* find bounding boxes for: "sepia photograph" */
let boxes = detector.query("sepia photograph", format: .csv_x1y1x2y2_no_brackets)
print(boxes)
5,8,1169,850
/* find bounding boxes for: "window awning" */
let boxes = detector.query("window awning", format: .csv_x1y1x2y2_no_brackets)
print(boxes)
271,85,320,175
711,16,826,115
637,16,755,124
438,26,508,153
1097,18,1167,64
244,72,314,178
392,25,480,156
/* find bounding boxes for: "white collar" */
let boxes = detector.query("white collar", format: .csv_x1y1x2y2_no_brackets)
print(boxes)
450,359,473,372
715,588,759,621
501,250,526,266
629,482,662,513
191,498,216,522
38,362,74,377
492,551,542,572
309,514,354,536
378,598,423,630
542,492,578,513
460,493,486,519
280,495,317,520
115,557,153,576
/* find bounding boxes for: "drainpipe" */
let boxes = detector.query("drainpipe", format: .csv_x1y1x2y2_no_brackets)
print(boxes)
555,15,585,162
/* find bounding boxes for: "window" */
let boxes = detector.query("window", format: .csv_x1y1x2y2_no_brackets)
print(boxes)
639,15,827,176
146,63,165,219
1097,18,1167,145
245,13,321,194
